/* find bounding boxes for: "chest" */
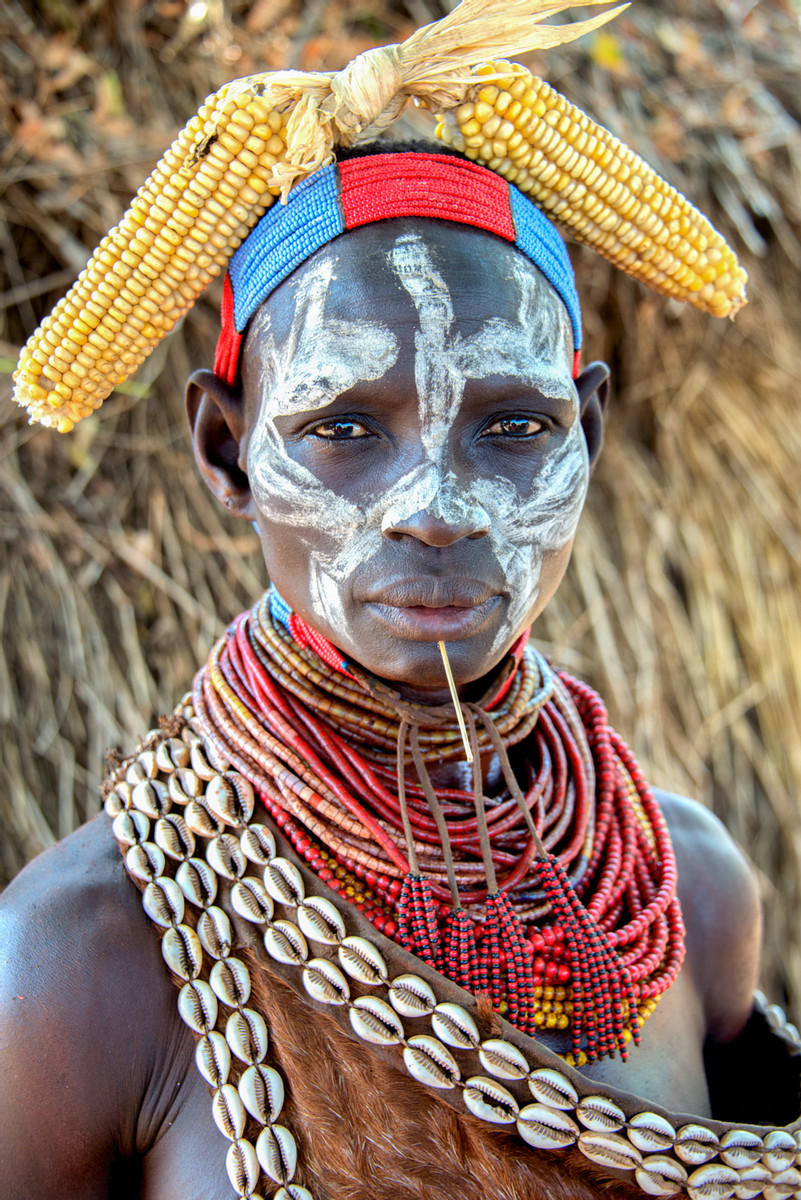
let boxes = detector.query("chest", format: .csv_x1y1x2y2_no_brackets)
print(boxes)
139,960,709,1200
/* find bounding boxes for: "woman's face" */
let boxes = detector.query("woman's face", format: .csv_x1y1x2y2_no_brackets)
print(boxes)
236,219,592,699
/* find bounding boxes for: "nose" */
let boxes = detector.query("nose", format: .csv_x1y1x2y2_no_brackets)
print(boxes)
381,473,491,546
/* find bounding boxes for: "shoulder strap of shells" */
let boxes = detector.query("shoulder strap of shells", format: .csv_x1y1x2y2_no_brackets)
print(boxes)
106,701,801,1200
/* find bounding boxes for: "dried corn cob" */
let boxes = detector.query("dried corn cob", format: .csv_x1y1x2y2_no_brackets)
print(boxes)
436,61,747,319
13,82,290,431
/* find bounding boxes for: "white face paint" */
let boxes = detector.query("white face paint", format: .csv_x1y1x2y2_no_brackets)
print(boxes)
246,231,589,657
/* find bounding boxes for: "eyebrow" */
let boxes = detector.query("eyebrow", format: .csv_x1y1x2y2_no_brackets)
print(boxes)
466,370,578,418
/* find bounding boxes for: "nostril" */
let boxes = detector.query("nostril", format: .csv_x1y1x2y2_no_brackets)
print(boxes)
382,511,489,547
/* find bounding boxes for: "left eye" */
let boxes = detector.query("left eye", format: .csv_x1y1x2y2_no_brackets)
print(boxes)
310,419,370,440
482,416,545,438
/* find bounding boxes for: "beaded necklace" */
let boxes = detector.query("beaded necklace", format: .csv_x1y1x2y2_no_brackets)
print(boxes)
192,589,685,1065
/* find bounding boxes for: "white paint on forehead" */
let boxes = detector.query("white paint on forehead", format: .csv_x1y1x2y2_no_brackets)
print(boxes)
245,231,588,654
247,256,399,418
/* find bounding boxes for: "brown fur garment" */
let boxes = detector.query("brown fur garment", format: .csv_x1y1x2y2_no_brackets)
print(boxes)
245,952,644,1200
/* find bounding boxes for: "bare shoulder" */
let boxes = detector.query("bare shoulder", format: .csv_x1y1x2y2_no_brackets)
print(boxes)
654,789,762,1041
0,814,189,1195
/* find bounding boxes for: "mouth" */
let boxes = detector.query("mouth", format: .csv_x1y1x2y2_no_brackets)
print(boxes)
361,579,504,641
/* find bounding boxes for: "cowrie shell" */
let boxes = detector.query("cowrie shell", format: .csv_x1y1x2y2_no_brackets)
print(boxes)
125,841,165,884
389,973,436,1018
634,1154,688,1197
686,1162,739,1200
210,957,252,1008
463,1076,519,1124
206,772,255,827
105,781,132,817
527,1067,579,1109
240,823,277,866
143,877,185,928
112,808,150,847
154,813,195,861
132,778,171,818
765,1004,788,1032
478,1038,529,1081
205,739,232,773
161,923,203,980
733,1164,771,1200
169,767,203,805
127,752,157,783
231,876,274,924
178,979,218,1034
763,1168,801,1200
190,741,218,781
297,895,346,944
156,737,191,773
212,1083,247,1141
576,1094,625,1132
719,1130,763,1169
196,1030,231,1086
226,1007,269,1064
180,722,201,746
349,996,405,1045
275,1187,313,1200
517,1103,579,1149
578,1130,643,1172
403,1035,460,1090
239,1063,285,1125
431,1003,480,1050
256,1124,298,1183
225,1138,260,1194
676,1124,721,1165
176,857,218,908
763,1130,797,1172
197,905,233,960
264,858,305,906
264,920,308,966
184,799,225,839
302,958,350,1006
207,834,247,880
338,936,388,986
628,1112,677,1154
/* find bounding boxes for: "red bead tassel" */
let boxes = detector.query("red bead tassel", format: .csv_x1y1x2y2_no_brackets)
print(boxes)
477,895,504,1005
396,875,443,971
533,855,639,1061
492,890,537,1034
442,908,479,992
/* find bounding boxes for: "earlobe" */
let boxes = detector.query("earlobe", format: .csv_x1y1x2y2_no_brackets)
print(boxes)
575,360,610,471
185,368,256,520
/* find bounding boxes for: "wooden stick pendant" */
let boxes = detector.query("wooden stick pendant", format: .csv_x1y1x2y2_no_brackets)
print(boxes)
437,640,474,764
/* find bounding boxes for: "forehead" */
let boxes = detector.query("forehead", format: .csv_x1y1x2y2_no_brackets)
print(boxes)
240,218,574,396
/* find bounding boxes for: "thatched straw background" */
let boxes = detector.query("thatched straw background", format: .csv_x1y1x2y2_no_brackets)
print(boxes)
2,0,801,1010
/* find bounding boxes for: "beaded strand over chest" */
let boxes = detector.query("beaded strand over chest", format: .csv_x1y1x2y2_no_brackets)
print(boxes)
189,590,685,1064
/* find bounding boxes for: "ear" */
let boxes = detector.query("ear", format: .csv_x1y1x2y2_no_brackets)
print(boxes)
575,360,610,471
185,368,257,520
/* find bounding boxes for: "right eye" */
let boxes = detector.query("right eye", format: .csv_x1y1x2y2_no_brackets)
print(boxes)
309,419,371,440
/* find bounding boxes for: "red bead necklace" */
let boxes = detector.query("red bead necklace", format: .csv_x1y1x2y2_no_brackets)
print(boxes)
192,590,685,1062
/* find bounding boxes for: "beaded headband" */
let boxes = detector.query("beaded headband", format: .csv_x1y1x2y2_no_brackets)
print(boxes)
12,0,747,431
214,152,583,386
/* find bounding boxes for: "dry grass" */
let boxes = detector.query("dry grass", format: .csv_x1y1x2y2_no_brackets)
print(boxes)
2,0,801,1012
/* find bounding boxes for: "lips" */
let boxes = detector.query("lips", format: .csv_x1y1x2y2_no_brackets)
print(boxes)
360,577,504,641
363,578,498,609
